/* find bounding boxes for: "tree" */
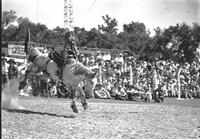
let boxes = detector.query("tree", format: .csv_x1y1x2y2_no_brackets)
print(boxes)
143,27,168,61
50,26,65,43
2,10,17,29
97,15,119,49
156,23,200,99
2,10,55,44
85,28,99,48
161,23,198,64
191,22,200,51
2,25,19,41
35,23,48,43
191,22,200,62
98,14,118,34
2,10,18,41
120,21,149,56
15,17,32,41
74,27,88,47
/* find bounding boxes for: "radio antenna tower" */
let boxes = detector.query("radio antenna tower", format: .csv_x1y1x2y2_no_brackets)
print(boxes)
64,0,73,31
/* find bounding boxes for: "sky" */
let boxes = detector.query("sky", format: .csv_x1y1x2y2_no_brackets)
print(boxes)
2,0,200,35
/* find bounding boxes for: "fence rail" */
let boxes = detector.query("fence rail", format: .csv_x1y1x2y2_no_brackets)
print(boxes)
2,41,134,57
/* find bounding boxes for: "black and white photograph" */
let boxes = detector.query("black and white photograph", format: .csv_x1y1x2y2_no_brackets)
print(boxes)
2,0,200,138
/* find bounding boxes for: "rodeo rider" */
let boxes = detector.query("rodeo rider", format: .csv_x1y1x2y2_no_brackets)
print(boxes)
47,28,80,82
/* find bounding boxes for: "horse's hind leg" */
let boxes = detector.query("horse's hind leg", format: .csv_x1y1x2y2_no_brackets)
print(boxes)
77,87,88,110
19,70,30,90
70,89,78,113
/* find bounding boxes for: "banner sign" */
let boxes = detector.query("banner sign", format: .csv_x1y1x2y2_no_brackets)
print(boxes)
8,45,26,58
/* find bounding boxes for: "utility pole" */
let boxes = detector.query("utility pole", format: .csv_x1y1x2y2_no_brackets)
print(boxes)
64,0,73,30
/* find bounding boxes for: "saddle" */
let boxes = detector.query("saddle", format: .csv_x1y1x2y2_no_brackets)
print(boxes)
48,50,75,79
49,51,65,68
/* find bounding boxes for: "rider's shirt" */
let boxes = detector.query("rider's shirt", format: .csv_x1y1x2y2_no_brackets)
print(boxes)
64,43,79,58
64,32,79,58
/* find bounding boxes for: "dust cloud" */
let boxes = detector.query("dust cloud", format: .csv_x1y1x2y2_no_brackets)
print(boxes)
2,79,25,110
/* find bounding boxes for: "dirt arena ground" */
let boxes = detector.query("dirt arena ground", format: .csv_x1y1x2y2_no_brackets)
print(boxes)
2,96,200,139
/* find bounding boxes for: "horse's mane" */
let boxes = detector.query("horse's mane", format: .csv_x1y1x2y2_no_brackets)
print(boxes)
28,48,42,62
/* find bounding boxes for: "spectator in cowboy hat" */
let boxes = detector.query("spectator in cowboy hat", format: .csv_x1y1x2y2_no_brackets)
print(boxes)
8,59,18,80
62,28,79,59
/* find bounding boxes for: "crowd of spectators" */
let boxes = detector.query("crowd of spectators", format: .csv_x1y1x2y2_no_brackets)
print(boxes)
78,51,200,100
2,50,200,101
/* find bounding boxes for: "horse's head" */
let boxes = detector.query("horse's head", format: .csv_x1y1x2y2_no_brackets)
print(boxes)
62,61,97,98
82,71,97,98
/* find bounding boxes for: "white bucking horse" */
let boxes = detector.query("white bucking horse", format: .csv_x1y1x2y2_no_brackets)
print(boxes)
19,47,97,113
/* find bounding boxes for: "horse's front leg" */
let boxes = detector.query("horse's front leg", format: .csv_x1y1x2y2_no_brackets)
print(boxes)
77,86,88,110
18,70,30,90
70,88,79,113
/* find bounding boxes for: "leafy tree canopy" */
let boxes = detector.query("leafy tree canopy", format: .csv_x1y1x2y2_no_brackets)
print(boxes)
2,10,17,29
2,10,200,64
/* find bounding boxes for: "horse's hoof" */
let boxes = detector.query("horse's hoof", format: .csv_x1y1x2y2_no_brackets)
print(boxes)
82,103,88,110
72,108,78,113
71,104,78,113
83,105,88,110
73,109,78,113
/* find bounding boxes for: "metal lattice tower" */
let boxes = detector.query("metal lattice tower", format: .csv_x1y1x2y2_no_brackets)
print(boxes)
64,0,73,30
